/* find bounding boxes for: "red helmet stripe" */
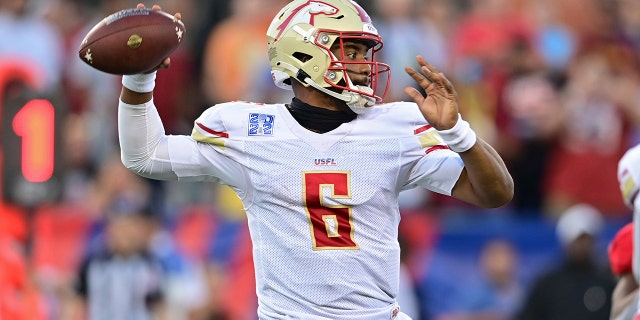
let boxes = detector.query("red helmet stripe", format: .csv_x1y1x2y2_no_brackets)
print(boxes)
349,0,372,23
275,1,339,41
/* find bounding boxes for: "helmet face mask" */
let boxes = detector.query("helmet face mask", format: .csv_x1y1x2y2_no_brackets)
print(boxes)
320,30,390,101
267,0,391,107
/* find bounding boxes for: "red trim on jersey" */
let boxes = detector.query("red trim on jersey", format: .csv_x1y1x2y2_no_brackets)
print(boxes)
196,122,229,138
414,124,432,135
425,145,450,154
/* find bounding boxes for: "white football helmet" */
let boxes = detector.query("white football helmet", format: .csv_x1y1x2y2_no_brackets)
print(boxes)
618,144,640,208
267,0,391,113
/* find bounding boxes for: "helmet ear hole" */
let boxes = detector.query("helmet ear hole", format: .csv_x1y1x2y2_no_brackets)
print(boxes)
292,52,312,63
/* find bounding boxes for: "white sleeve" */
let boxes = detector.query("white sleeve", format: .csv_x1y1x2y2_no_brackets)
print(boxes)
118,99,241,184
402,149,464,196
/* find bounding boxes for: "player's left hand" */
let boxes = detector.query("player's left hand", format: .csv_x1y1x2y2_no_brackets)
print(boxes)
404,55,459,131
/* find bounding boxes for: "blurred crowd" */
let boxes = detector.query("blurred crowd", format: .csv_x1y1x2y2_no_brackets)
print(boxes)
1,0,639,319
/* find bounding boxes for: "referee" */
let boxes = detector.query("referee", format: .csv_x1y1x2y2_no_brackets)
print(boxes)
74,204,165,320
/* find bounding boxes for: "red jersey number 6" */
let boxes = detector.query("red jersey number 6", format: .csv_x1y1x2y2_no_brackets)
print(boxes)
303,171,358,250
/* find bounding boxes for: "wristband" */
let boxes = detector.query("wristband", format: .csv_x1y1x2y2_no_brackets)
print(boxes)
122,71,157,93
437,114,477,153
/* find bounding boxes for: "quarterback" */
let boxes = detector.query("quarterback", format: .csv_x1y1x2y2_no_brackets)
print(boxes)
118,1,513,319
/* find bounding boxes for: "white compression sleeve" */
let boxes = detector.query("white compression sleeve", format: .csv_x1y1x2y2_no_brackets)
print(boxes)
118,99,178,180
118,99,242,185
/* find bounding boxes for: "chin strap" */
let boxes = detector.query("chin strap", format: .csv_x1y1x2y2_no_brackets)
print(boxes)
302,77,375,114
344,86,375,114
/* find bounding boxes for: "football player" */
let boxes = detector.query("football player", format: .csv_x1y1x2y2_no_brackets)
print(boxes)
615,144,640,320
117,1,513,319
608,222,638,320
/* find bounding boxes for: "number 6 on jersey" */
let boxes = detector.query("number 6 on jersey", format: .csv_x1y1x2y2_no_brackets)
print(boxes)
303,171,358,250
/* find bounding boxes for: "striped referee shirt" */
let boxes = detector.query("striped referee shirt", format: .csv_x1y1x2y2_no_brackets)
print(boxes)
75,251,164,320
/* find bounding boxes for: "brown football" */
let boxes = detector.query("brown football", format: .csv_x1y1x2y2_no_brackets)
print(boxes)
78,8,186,75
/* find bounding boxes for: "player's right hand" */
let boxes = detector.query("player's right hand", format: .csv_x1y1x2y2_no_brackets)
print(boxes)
135,3,179,72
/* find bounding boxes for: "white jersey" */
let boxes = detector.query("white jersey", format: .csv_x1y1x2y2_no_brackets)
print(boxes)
118,99,464,319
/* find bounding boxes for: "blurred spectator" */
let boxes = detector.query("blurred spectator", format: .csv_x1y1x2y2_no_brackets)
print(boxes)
500,72,564,213
189,0,230,76
0,0,64,92
157,205,217,320
522,0,576,72
0,202,48,320
615,0,640,46
59,114,98,207
201,0,290,104
450,0,533,70
448,0,538,150
63,9,121,165
149,0,202,135
41,0,101,80
373,0,438,102
205,215,255,320
73,204,166,320
416,0,456,72
201,185,256,320
516,204,615,320
84,152,151,218
30,203,95,318
543,50,638,218
554,0,608,43
608,222,637,320
433,239,524,320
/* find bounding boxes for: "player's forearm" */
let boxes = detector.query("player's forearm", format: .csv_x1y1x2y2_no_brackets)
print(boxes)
118,98,169,176
120,86,153,105
610,274,638,320
457,138,514,208
118,72,168,178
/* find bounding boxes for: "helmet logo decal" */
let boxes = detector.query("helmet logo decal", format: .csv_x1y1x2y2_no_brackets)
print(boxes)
348,0,372,23
275,0,338,41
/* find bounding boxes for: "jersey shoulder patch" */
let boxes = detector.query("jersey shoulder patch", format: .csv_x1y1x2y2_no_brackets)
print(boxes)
191,101,281,146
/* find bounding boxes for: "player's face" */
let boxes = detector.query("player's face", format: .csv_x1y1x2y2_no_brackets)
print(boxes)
330,40,372,87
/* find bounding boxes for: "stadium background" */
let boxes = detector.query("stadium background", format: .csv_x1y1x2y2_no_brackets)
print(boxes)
0,0,638,319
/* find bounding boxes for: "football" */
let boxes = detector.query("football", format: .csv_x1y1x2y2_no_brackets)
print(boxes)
78,8,186,75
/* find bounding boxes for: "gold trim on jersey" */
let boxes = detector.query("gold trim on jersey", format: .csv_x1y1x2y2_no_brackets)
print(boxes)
622,177,637,202
417,130,444,149
191,129,226,149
